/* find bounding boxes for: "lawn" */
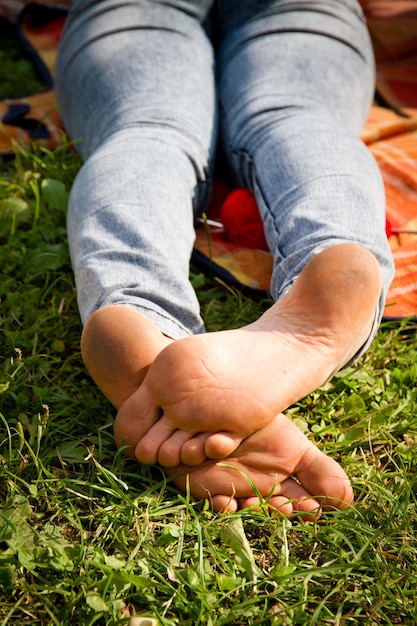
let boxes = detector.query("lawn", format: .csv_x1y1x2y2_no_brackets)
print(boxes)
0,23,416,626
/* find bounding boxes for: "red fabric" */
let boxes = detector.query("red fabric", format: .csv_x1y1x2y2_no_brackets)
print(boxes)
220,189,268,251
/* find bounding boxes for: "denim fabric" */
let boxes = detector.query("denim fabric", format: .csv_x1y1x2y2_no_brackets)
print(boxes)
56,0,394,345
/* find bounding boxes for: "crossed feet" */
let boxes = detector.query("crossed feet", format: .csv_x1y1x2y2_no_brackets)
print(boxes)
81,244,382,517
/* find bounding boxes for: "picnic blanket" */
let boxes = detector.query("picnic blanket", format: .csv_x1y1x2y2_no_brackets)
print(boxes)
1,1,417,320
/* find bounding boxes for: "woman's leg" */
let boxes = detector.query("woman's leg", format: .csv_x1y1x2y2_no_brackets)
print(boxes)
218,0,393,324
56,0,216,338
55,0,216,405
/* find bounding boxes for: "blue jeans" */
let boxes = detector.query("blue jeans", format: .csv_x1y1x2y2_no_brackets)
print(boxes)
56,0,394,347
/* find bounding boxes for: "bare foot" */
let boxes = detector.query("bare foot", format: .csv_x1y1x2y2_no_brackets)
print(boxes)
80,307,353,521
116,244,381,467
164,412,354,518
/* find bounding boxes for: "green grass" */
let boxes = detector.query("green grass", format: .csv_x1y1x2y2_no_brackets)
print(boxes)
1,47,417,626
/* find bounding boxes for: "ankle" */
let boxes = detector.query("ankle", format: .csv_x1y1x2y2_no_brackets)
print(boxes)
280,244,380,326
264,244,381,367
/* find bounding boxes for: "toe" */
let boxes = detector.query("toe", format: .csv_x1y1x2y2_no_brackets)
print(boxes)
275,477,321,519
181,433,209,466
114,386,158,455
295,446,354,510
157,430,196,467
134,418,176,465
204,431,244,459
211,494,239,513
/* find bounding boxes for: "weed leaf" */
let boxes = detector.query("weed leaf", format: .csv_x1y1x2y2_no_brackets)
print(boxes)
220,517,262,583
41,178,69,213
